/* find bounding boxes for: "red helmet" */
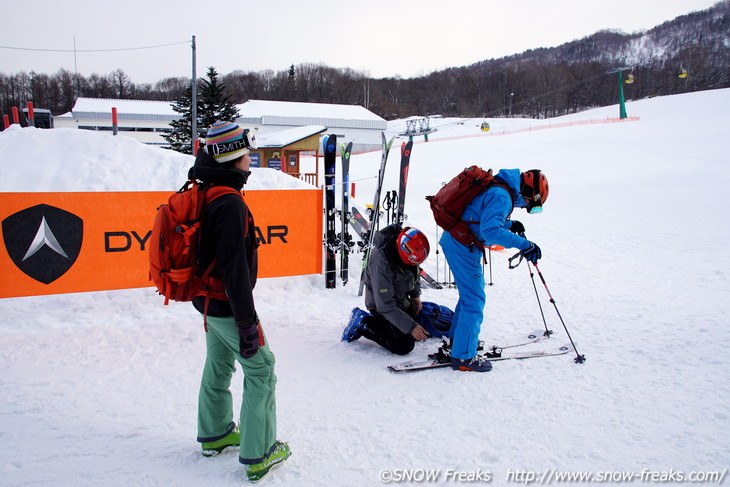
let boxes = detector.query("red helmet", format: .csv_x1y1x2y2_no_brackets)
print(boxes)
520,169,549,212
397,227,430,265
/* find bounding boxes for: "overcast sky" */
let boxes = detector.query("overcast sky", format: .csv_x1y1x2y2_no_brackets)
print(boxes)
0,0,722,84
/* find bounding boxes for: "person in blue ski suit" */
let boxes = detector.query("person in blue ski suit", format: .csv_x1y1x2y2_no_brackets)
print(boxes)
440,168,547,372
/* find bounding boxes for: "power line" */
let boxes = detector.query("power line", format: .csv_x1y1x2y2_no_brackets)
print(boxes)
0,41,189,53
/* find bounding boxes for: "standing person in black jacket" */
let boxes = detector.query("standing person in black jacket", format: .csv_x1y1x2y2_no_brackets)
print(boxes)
189,121,290,482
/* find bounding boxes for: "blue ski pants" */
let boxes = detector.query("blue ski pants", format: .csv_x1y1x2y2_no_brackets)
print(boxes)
440,232,486,360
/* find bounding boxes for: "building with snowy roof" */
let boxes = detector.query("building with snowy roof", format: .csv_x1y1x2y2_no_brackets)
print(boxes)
237,99,386,152
251,125,327,185
54,97,386,152
54,97,178,146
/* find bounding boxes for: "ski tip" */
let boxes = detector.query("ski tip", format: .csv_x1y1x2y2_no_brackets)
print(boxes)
527,329,546,340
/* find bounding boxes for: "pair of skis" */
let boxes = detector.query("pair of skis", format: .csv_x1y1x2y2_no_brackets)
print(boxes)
387,329,572,372
324,135,355,288
351,136,442,293
340,141,354,285
395,140,443,289
347,201,441,290
356,133,398,296
324,135,338,289
329,133,432,292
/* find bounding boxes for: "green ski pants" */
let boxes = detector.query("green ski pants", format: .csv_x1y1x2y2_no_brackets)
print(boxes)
197,315,278,464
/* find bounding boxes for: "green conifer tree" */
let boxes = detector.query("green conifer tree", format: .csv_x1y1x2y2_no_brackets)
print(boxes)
163,66,240,154
199,67,240,131
163,86,197,154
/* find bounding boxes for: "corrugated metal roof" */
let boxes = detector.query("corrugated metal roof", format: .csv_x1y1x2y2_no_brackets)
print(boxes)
67,97,386,129
237,100,386,130
72,97,177,115
256,125,327,148
71,97,179,121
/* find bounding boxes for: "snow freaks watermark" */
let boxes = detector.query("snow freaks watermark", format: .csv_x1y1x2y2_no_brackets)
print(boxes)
377,467,728,484
379,469,492,483
504,468,728,484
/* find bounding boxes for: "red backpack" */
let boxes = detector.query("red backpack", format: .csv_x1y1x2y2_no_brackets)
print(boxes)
149,180,243,305
426,166,513,248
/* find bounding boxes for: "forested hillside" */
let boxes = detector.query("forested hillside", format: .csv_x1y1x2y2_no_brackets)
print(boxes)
1,0,727,122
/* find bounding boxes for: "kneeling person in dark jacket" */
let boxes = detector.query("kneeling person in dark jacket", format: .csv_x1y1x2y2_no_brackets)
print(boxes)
343,225,450,355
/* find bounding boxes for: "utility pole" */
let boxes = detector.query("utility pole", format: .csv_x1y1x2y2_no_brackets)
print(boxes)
191,35,197,153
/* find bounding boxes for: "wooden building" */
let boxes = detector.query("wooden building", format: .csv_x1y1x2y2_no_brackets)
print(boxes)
251,125,326,185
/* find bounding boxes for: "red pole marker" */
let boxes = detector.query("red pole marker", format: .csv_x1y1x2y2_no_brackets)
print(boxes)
27,102,35,127
112,107,118,135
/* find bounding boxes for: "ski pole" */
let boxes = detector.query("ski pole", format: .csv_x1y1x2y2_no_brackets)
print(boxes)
435,224,440,284
531,262,586,364
526,261,552,338
488,246,494,286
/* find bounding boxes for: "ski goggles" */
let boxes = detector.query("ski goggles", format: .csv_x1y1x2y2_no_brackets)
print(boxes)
241,129,257,150
524,195,543,214
207,128,257,156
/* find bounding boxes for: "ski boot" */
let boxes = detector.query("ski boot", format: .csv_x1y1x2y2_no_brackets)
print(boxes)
341,307,371,342
451,355,493,372
244,441,292,482
201,423,240,457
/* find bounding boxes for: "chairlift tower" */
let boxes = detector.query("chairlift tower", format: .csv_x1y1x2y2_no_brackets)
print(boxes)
607,67,632,119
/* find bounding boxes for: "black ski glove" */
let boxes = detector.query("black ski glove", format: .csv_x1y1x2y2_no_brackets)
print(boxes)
521,241,542,264
236,322,261,359
509,220,525,236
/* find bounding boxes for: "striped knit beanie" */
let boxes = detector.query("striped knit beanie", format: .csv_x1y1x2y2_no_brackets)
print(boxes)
205,121,250,163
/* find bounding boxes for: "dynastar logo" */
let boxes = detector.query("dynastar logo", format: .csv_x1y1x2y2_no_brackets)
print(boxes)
2,204,83,284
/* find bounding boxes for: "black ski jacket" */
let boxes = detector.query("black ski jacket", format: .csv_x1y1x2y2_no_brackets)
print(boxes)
188,151,259,326
363,224,421,334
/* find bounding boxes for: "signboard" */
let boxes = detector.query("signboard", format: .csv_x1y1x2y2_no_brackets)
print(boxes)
0,189,323,298
267,159,282,170
249,153,261,167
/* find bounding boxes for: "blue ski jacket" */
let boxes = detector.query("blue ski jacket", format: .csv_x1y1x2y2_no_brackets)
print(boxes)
461,168,531,251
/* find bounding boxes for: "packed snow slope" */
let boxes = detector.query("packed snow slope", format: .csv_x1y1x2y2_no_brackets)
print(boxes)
1,89,729,486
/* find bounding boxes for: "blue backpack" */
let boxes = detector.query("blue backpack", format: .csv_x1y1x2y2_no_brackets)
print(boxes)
417,302,454,338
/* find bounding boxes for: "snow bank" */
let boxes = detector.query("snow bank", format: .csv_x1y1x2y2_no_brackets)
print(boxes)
1,89,729,486
0,126,315,192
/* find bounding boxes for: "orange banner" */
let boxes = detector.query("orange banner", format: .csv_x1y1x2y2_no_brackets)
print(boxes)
0,189,323,298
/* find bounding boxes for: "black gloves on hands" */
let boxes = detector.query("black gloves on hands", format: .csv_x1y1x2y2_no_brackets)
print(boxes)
237,322,261,359
521,241,542,264
509,220,525,236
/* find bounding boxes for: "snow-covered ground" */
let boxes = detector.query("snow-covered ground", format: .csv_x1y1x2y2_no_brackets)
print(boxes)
1,89,729,486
